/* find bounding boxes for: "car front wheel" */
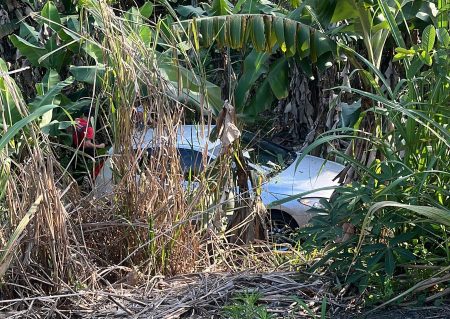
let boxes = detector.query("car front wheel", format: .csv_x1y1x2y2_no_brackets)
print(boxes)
268,210,299,245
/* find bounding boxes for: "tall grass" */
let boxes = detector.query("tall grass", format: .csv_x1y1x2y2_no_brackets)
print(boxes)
1,59,89,295
1,0,281,300
61,0,208,276
0,1,186,297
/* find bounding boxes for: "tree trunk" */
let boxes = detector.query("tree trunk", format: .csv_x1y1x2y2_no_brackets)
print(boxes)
273,63,339,157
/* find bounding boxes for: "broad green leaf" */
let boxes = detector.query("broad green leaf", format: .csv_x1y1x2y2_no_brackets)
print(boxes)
297,24,310,58
82,41,104,63
43,35,73,72
200,18,215,47
233,0,247,13
19,22,40,45
394,247,416,261
298,58,313,77
419,50,432,66
210,0,232,16
29,78,73,111
0,105,59,151
41,120,73,136
264,15,277,51
240,0,277,14
189,15,335,59
0,22,18,39
59,99,92,113
385,248,395,277
389,231,418,246
213,16,227,47
393,53,406,62
339,100,361,128
367,251,385,268
9,35,48,67
139,25,152,44
331,0,358,22
372,21,389,33
317,52,334,72
36,83,45,96
314,30,333,58
139,2,153,18
284,19,297,57
40,109,53,127
228,15,243,49
70,65,106,85
421,24,436,52
175,5,206,18
361,243,387,253
41,1,62,32
235,50,269,110
66,17,81,33
159,56,222,113
436,28,450,47
274,17,286,52
251,15,266,51
395,47,416,55
242,81,274,118
267,57,289,100
41,69,60,93
124,7,143,26
406,56,424,78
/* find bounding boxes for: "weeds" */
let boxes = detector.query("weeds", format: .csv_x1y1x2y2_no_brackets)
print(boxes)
222,291,273,319
295,4,450,303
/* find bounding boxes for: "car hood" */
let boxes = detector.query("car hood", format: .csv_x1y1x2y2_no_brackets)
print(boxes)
263,154,344,199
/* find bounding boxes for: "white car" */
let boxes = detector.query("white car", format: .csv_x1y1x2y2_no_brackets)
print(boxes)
95,125,344,237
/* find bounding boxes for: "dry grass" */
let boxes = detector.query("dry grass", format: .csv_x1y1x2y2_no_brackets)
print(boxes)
1,1,303,315
0,270,345,318
2,149,94,295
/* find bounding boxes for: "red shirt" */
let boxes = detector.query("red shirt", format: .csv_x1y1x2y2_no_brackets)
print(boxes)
73,118,94,147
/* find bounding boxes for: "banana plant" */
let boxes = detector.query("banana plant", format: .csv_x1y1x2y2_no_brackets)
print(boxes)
184,13,335,64
175,6,337,118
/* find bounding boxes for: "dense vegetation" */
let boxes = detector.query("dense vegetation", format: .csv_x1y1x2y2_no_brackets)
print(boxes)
0,0,449,316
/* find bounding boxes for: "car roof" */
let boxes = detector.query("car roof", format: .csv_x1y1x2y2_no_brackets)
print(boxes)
131,125,220,151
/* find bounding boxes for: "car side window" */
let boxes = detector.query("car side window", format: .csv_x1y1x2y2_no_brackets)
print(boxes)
136,148,209,178
178,148,205,175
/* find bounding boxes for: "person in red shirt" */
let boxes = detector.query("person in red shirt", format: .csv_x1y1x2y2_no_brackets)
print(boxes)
72,106,106,183
73,106,105,154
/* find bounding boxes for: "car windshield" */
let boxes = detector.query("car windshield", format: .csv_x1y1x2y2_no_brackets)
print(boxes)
241,131,296,171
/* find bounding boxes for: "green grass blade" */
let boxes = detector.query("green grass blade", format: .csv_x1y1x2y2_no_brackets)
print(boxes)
0,195,43,278
0,104,59,151
369,201,450,227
